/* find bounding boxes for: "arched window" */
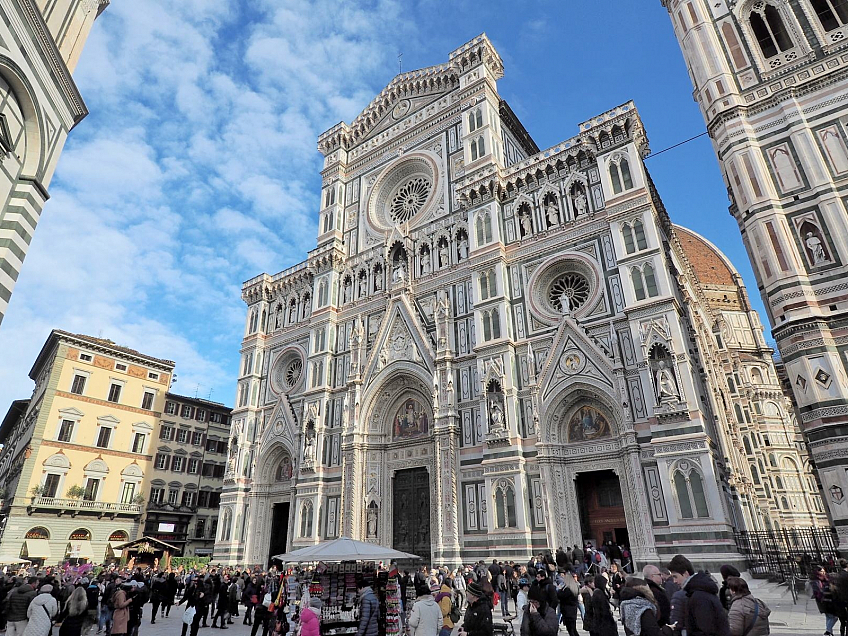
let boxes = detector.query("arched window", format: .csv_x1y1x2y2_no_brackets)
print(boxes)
643,263,658,297
494,481,517,528
475,109,483,129
477,136,486,157
470,139,478,161
480,269,496,301
744,435,753,455
764,482,772,498
631,266,645,301
781,496,790,509
483,309,501,342
813,0,848,31
749,3,793,59
25,527,50,540
769,453,778,468
468,108,483,132
751,367,764,384
469,112,477,132
620,158,634,189
734,403,745,424
300,500,314,538
775,476,784,490
750,463,760,484
673,463,710,519
476,212,493,245
633,219,648,250
631,264,658,301
623,223,636,254
610,163,623,194
318,279,328,307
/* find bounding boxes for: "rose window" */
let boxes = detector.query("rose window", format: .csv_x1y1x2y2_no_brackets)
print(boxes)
390,177,431,224
284,358,303,390
548,273,590,312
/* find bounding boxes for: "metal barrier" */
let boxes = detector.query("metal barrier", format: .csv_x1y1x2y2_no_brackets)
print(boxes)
733,527,839,580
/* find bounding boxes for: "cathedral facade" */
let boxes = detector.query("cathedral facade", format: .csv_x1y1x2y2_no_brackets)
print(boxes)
214,35,825,569
660,0,848,548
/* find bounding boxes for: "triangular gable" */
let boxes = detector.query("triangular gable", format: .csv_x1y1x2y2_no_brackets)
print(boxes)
261,393,299,456
360,93,448,144
537,316,616,403
57,407,84,417
96,414,120,425
363,295,434,385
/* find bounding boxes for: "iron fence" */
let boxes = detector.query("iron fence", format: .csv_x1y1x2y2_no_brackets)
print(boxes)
733,527,839,580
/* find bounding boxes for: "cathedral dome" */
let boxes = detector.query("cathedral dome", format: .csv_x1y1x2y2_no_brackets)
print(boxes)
674,225,745,309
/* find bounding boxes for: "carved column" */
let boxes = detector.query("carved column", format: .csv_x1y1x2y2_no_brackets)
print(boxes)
621,440,658,566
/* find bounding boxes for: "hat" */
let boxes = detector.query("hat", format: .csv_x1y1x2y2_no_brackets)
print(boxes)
518,578,529,587
527,584,545,605
309,597,323,610
40,584,53,593
720,565,740,580
429,579,441,593
466,581,484,598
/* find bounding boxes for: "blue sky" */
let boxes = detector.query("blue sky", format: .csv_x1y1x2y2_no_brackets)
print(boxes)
0,0,766,409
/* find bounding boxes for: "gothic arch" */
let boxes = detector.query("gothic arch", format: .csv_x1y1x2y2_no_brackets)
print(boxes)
256,441,296,485
359,368,434,439
539,381,623,445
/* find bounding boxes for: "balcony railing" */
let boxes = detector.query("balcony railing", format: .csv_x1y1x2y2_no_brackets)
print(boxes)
30,496,142,515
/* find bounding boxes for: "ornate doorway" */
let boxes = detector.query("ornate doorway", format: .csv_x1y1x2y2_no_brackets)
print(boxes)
393,467,431,564
268,502,289,567
576,470,628,548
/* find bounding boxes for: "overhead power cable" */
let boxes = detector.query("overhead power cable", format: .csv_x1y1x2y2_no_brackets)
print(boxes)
645,130,710,159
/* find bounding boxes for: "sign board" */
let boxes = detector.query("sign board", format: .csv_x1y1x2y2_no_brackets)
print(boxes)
157,523,176,533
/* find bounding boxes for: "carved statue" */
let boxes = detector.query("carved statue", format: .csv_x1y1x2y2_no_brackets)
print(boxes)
546,199,559,226
490,400,505,432
343,278,352,304
421,250,431,275
392,261,406,285
573,189,588,217
359,279,367,298
433,374,440,411
520,212,533,236
436,291,451,349
366,505,378,538
374,271,383,291
458,237,468,260
342,393,350,428
560,290,571,315
289,304,296,323
446,375,455,407
806,231,828,266
656,361,678,400
439,243,450,268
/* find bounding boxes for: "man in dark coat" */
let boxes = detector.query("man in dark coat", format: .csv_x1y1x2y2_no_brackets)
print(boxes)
487,560,501,583
461,581,493,636
641,565,671,626
530,571,558,612
4,577,37,634
355,578,379,636
556,572,580,636
668,554,730,636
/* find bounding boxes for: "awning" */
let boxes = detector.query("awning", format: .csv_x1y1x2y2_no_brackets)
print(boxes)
21,539,51,559
65,541,94,560
272,536,420,563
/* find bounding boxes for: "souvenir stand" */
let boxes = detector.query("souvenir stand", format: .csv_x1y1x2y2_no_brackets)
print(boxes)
272,537,418,636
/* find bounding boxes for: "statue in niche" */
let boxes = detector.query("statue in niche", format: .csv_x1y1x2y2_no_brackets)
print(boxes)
439,242,450,268
489,400,505,433
520,211,533,236
446,375,455,407
392,260,407,285
274,308,281,329
359,277,367,298
289,304,297,323
458,235,468,260
656,361,679,401
350,319,364,373
343,278,352,304
436,291,451,349
560,290,571,315
546,199,560,226
421,250,431,275
374,269,383,291
804,225,830,267
302,423,316,466
573,187,588,217
433,374,440,411
367,504,378,538
342,393,350,428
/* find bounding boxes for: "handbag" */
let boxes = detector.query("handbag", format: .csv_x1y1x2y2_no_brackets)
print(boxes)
183,605,197,625
263,592,273,607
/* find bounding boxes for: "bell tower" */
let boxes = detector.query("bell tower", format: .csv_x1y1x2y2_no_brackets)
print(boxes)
662,0,848,546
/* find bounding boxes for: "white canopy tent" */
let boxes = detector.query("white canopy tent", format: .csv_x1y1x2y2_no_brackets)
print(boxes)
272,537,420,563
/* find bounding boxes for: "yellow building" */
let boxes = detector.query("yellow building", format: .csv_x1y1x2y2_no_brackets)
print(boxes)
0,330,173,566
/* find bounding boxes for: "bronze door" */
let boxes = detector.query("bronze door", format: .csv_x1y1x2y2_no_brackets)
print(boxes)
392,467,431,564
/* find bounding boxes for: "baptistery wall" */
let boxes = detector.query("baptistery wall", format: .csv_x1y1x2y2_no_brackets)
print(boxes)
214,34,826,569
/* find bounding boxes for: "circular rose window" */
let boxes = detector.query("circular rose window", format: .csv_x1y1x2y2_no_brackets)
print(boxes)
270,349,305,395
367,153,440,231
526,253,602,324
548,273,590,312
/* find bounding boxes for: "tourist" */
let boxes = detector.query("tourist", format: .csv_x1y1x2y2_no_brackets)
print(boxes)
726,577,769,636
100,575,117,634
618,578,668,636
355,577,379,636
555,571,579,636
667,554,729,636
515,578,530,632
298,597,321,636
453,569,466,610
530,570,557,614
718,565,740,610
149,572,165,623
578,576,594,630
459,581,492,636
57,586,89,636
212,576,231,628
242,576,259,626
811,565,839,636
435,575,455,636
641,565,671,626
162,572,178,618
22,583,58,636
5,577,37,636
609,563,626,605
109,581,132,636
521,583,558,636
408,579,442,636
588,575,616,636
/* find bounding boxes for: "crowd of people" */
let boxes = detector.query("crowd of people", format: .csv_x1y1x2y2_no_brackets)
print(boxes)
8,545,847,636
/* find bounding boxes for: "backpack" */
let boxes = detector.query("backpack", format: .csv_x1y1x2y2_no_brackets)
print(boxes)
449,596,461,624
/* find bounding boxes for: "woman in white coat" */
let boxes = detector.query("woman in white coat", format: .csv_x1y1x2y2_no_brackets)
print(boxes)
408,579,444,636
23,584,59,636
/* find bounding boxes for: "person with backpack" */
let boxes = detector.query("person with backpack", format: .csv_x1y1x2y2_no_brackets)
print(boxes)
23,584,58,636
811,565,839,636
726,577,769,636
459,581,492,636
436,576,456,636
356,578,379,636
